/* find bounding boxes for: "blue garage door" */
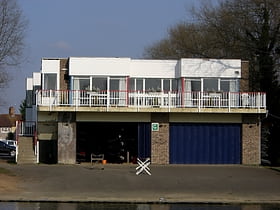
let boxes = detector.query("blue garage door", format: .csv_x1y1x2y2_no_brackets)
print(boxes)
138,123,151,159
170,123,241,164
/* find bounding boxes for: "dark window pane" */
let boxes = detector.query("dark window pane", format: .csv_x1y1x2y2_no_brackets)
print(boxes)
44,74,57,90
204,78,218,91
220,81,230,92
145,78,161,92
129,78,135,91
92,78,107,91
172,79,178,91
136,79,143,91
163,79,170,91
191,81,201,91
110,79,119,90
79,79,90,90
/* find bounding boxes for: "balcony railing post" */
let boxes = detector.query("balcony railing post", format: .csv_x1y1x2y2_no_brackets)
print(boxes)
75,90,78,107
198,92,201,112
168,91,171,112
228,92,231,112
49,90,52,108
107,90,110,111
258,92,261,112
137,91,140,111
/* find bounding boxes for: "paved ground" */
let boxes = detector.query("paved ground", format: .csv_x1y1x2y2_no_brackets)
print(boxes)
0,162,279,203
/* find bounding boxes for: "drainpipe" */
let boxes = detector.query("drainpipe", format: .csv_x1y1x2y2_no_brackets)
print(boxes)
37,140,39,163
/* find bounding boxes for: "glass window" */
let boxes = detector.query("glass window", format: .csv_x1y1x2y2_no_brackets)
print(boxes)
110,78,126,91
163,79,170,92
73,77,90,90
136,79,143,91
191,80,201,91
26,90,33,107
33,86,40,105
145,78,161,92
220,79,238,92
1,127,11,133
172,79,178,91
220,80,230,92
203,78,218,92
43,74,57,90
110,79,119,91
92,78,107,91
128,78,135,91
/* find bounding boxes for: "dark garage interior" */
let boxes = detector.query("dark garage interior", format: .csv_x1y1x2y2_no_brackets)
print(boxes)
76,122,138,163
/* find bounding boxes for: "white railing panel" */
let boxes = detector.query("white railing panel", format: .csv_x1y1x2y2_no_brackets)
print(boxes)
16,121,36,137
36,90,266,110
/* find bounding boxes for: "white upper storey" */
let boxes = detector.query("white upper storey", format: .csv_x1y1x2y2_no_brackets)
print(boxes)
41,57,241,79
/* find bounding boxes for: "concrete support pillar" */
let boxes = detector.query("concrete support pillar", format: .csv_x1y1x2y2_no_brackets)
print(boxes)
151,113,169,164
57,113,76,164
242,114,261,165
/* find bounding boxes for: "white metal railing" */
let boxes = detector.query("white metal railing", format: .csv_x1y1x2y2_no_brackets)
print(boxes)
16,121,36,137
36,90,266,111
15,121,38,162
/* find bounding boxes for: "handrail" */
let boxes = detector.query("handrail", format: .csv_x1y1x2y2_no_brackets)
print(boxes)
15,121,38,160
35,90,266,110
16,121,36,137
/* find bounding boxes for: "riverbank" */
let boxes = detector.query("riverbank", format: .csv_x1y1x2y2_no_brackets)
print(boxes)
0,162,279,203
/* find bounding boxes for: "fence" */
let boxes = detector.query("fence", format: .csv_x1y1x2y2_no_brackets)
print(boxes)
16,121,36,137
36,90,266,110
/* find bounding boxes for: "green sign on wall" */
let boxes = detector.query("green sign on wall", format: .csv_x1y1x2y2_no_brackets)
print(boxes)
151,123,159,131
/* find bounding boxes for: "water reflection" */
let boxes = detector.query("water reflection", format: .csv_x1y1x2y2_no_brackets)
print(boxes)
0,202,279,210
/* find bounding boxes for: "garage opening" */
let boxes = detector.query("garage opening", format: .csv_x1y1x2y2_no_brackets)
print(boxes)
76,122,139,163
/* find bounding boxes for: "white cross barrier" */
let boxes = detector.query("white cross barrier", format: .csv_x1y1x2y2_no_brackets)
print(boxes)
136,158,151,176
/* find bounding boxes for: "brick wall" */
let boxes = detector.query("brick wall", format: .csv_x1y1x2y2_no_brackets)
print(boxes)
242,115,261,165
240,61,249,92
59,58,69,91
241,61,262,165
151,113,169,164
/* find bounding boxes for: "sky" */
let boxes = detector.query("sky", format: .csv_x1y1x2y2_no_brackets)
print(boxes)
0,0,201,114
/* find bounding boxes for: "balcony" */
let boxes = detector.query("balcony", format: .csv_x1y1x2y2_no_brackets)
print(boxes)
36,90,266,113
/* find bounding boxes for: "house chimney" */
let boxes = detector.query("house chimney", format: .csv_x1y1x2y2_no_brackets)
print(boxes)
9,106,15,117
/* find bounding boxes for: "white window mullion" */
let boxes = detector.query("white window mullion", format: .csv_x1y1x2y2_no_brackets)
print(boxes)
42,74,45,90
90,77,92,91
107,77,110,91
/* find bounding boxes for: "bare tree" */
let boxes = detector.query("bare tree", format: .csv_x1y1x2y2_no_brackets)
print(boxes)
144,0,280,165
0,0,27,110
0,0,27,86
145,0,280,91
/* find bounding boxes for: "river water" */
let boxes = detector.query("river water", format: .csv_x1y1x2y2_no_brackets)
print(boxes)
0,202,279,210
